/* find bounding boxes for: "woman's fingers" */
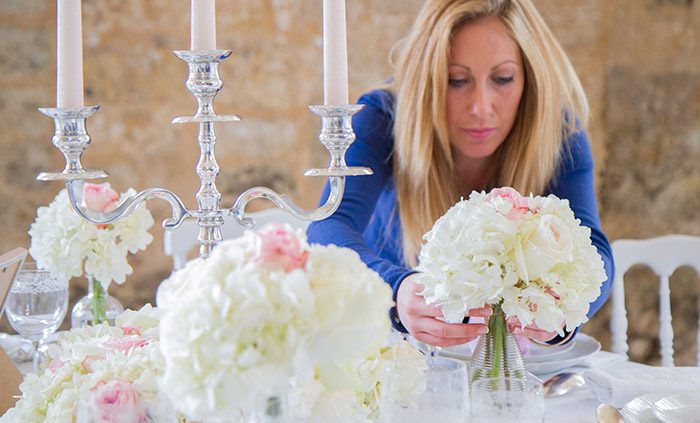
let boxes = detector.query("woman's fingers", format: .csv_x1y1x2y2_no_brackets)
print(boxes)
507,316,559,342
412,317,487,347
413,332,475,348
519,326,558,342
397,275,494,347
467,306,492,318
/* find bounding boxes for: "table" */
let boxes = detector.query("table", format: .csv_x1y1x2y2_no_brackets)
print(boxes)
544,350,628,422
0,331,643,422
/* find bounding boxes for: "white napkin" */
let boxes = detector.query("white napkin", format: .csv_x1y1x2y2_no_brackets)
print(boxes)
584,363,700,407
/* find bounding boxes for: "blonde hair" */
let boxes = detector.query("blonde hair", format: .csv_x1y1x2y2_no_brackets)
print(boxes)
392,0,589,266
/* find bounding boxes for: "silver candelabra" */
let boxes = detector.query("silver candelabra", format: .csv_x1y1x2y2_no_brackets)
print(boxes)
37,49,372,259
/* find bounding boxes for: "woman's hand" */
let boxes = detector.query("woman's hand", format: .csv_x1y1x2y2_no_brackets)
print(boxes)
396,274,490,347
507,316,560,343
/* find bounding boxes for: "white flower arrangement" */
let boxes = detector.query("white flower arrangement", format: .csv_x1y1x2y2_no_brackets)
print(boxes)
287,340,425,422
28,183,154,289
157,223,394,421
0,305,172,423
416,187,607,335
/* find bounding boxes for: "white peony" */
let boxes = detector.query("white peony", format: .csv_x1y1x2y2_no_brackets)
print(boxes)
28,186,154,290
158,224,393,422
416,187,607,335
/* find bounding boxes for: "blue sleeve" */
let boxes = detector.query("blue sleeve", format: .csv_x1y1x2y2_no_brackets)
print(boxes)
306,90,415,309
548,130,615,320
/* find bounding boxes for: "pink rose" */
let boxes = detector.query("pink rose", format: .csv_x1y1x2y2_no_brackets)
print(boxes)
487,187,531,219
257,223,308,272
83,182,120,213
104,335,154,354
89,380,149,423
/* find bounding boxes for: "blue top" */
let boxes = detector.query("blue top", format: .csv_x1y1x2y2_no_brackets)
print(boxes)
308,89,614,333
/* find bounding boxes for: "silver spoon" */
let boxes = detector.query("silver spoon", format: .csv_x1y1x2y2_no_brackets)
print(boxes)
543,372,586,397
596,403,624,423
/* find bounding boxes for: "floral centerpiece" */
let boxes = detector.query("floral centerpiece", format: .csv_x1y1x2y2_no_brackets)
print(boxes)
0,304,420,423
29,182,154,325
157,223,394,421
0,305,171,423
287,340,424,422
415,187,606,381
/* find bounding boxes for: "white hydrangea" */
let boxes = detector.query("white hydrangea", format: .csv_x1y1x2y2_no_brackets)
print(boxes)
0,305,170,423
416,188,607,335
158,225,393,422
287,340,424,422
28,188,154,289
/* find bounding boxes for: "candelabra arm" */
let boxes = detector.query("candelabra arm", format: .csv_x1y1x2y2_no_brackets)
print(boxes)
231,176,345,228
66,180,189,229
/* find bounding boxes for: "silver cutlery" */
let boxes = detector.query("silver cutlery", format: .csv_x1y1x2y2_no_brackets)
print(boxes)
596,403,624,423
543,372,586,398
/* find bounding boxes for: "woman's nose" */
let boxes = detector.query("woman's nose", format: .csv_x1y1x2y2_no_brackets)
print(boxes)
469,86,493,117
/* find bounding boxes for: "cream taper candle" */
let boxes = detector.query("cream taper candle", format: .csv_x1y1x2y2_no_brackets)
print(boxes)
191,0,216,51
322,0,349,105
56,0,84,108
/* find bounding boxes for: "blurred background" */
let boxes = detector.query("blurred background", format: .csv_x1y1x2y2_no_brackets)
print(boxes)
1,0,699,365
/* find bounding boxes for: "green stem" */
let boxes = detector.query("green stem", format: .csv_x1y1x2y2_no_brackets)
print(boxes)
489,304,505,379
90,278,107,324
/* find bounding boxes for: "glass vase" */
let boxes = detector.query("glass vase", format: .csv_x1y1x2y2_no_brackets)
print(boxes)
469,303,527,385
71,277,124,327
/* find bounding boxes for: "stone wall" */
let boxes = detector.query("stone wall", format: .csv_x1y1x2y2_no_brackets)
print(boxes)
1,0,699,365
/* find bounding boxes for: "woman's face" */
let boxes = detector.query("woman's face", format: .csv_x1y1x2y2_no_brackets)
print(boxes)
446,16,525,163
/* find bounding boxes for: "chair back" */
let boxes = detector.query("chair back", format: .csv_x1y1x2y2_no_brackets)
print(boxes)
163,208,311,271
611,235,700,366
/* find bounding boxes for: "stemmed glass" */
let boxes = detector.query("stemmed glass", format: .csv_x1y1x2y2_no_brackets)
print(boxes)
380,355,468,422
5,263,68,372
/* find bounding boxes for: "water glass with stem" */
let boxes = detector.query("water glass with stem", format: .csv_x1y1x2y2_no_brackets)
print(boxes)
5,263,68,372
380,355,468,422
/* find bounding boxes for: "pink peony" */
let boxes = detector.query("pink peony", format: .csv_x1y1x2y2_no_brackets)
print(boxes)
486,186,532,219
256,223,309,272
83,182,120,213
89,380,149,423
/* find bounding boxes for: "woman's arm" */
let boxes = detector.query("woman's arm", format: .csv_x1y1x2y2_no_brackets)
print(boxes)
549,129,615,320
307,90,416,293
308,90,490,344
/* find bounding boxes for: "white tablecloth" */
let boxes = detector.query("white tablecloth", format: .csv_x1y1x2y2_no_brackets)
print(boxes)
544,350,628,422
0,331,659,422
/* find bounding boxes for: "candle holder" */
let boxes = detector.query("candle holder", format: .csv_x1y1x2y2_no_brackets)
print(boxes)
37,49,371,259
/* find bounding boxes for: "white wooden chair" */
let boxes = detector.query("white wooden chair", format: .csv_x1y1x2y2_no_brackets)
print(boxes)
611,235,700,366
163,208,311,271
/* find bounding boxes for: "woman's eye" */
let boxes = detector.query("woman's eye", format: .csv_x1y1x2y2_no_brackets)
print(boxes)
448,78,468,87
493,76,515,85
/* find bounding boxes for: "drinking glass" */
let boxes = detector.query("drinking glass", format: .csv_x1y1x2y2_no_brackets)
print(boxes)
379,355,468,422
5,263,68,372
470,373,545,423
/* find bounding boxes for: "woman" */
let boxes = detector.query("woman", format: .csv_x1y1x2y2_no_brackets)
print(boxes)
308,0,614,348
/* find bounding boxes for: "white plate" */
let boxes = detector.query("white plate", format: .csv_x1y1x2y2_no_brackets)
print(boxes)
524,334,601,375
431,334,575,363
414,333,600,376
652,392,700,423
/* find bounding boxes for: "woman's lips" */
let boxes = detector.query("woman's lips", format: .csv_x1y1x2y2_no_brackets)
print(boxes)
463,127,496,140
